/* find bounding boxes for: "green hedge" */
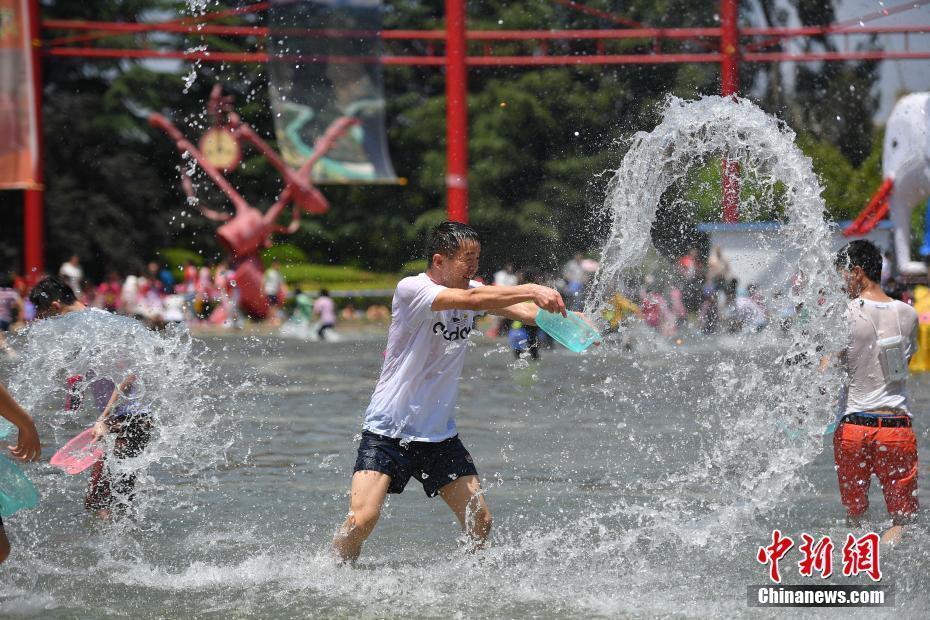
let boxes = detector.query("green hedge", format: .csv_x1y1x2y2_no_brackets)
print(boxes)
400,259,427,275
280,263,398,290
158,247,204,280
261,243,309,266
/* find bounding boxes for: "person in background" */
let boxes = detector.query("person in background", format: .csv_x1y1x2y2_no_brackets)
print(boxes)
263,260,285,323
492,263,519,336
562,253,585,308
698,282,721,334
493,262,518,287
507,271,544,360
676,247,700,281
88,373,153,519
0,382,41,563
0,273,23,357
341,303,358,321
96,271,122,313
193,265,214,320
880,250,893,289
313,289,338,340
13,275,34,324
722,278,741,333
157,263,175,295
182,260,198,295
28,277,154,520
706,245,731,284
180,261,198,320
58,254,83,294
121,274,141,317
79,281,97,309
146,262,163,294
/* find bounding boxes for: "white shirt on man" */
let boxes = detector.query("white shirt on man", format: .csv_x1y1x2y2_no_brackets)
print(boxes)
494,268,517,287
263,268,283,296
841,297,919,417
363,273,483,442
59,261,82,293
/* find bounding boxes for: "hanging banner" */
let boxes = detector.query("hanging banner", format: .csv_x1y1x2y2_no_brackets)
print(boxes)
268,0,397,184
0,0,39,189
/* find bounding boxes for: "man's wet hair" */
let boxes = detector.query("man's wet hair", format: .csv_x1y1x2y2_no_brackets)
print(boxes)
426,221,480,267
836,240,882,283
28,276,77,313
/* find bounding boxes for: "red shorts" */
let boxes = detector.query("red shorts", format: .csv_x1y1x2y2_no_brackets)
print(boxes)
833,418,918,519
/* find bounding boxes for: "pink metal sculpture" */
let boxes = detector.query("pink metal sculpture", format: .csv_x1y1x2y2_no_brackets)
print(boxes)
150,85,358,319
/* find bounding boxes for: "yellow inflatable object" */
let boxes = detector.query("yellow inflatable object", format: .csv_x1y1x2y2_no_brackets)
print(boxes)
910,286,930,373
602,293,641,330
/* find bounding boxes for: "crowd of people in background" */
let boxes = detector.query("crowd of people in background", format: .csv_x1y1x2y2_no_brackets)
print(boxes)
596,245,776,339
0,253,404,354
0,255,296,349
3,244,912,357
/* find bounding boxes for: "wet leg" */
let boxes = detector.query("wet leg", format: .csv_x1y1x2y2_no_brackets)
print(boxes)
333,470,391,563
439,475,491,549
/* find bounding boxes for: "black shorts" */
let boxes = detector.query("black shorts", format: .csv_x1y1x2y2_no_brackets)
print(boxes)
85,414,153,513
354,431,479,497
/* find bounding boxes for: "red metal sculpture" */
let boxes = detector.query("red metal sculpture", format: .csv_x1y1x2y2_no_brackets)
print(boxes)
150,85,358,319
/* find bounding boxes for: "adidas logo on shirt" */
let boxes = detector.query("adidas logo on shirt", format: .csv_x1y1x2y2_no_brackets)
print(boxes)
432,315,474,341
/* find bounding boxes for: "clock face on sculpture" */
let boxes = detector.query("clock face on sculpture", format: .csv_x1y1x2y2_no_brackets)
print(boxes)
199,126,241,171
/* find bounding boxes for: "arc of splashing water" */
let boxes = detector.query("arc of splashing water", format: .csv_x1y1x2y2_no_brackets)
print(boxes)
585,96,847,521
587,95,837,316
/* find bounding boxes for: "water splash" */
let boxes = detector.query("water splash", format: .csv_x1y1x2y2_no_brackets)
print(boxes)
584,95,847,544
8,309,234,520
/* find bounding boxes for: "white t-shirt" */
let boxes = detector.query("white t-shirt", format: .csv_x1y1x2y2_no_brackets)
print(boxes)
59,262,82,293
363,273,483,442
841,298,919,417
263,269,283,296
494,269,517,287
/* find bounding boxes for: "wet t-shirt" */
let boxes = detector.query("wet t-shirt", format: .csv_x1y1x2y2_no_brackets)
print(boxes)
363,274,483,442
842,298,918,416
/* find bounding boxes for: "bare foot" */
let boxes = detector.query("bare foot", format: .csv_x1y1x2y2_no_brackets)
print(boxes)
881,525,904,546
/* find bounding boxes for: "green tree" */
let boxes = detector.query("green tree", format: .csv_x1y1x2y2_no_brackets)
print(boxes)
0,0,890,283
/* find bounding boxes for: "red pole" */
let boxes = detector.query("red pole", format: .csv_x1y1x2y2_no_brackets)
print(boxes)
444,0,468,223
24,0,44,283
720,0,739,97
720,0,740,223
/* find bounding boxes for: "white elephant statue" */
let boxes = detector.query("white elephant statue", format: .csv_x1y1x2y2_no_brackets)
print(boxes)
881,93,930,275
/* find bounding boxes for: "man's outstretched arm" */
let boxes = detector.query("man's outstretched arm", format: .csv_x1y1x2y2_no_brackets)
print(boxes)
432,284,566,317
489,301,540,325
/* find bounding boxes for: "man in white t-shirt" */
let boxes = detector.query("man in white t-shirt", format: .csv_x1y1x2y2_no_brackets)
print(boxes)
832,240,919,546
493,262,518,287
333,221,569,562
263,260,284,304
59,254,83,294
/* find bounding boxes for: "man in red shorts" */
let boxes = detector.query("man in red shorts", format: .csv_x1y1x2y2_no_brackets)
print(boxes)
833,240,919,545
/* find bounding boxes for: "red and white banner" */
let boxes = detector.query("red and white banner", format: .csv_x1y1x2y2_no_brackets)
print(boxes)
0,0,39,189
